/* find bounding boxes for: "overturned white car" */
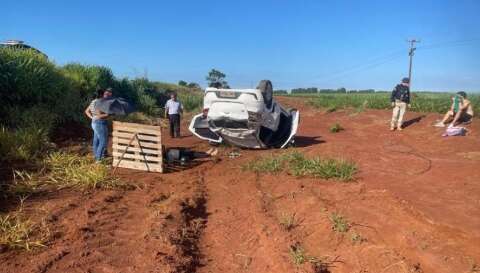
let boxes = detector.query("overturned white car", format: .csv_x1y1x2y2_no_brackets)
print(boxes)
189,80,299,149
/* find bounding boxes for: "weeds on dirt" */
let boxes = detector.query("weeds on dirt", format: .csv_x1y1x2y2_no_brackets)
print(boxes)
0,200,49,251
350,231,366,244
290,244,313,266
6,152,128,195
289,244,329,272
329,213,350,233
0,214,47,251
9,170,42,196
279,212,298,231
325,106,336,113
45,152,123,190
288,153,357,181
243,151,357,181
329,123,344,133
242,153,286,173
0,125,51,162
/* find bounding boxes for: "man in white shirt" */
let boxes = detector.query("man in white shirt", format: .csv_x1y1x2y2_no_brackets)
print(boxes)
165,93,183,138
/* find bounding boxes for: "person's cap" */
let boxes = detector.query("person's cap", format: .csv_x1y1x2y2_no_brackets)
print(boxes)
401,77,410,83
105,87,113,93
457,91,467,98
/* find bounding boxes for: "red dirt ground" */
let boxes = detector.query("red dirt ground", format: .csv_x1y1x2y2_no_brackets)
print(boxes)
1,97,480,273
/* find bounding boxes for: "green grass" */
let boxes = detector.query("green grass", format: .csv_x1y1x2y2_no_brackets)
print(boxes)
242,153,288,173
116,112,160,125
283,92,480,114
289,244,327,271
243,151,357,181
329,123,344,133
329,212,350,233
178,91,203,112
289,245,311,266
0,126,50,162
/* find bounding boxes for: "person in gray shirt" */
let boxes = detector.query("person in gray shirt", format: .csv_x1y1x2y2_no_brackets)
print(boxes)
85,88,112,162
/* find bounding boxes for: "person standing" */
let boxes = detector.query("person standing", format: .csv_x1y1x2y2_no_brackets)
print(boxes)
84,88,113,162
165,93,183,138
390,77,411,131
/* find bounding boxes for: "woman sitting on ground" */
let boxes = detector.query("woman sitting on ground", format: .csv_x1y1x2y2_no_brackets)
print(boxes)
435,91,474,127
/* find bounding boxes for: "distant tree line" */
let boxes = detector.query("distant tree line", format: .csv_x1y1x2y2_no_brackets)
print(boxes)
281,87,378,94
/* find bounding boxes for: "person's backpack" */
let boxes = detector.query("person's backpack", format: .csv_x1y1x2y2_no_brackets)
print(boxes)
442,126,467,137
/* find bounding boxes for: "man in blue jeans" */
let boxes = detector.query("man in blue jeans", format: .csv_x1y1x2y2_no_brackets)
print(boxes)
84,88,113,162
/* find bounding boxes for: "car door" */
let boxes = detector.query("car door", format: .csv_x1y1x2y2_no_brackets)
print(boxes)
188,113,223,143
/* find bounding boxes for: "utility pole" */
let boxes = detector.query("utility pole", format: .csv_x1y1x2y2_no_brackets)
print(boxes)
407,39,420,90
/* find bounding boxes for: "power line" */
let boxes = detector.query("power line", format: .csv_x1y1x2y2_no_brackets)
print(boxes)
271,54,404,88
417,38,480,51
320,53,404,84
311,48,405,82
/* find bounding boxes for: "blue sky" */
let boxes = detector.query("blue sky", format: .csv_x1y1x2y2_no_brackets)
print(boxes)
2,0,480,91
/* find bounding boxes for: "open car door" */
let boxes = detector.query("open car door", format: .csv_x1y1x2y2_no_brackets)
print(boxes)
188,114,223,143
280,109,299,148
258,108,300,148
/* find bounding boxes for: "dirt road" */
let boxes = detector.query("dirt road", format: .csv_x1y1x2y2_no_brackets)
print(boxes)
2,98,479,273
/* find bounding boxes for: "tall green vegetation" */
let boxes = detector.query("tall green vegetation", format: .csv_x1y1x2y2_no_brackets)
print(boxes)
303,92,480,114
0,48,79,131
0,47,203,167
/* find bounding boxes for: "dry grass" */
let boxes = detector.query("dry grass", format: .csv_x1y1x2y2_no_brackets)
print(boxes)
0,200,49,251
6,152,129,197
279,212,298,231
44,152,123,190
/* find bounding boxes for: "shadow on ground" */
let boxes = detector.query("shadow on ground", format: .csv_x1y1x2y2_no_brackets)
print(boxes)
294,136,325,148
403,115,426,128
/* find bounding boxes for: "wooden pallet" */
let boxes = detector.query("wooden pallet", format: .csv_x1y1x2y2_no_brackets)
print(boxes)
112,121,163,173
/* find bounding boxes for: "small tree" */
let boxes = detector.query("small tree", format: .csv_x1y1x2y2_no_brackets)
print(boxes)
206,69,229,88
178,80,188,86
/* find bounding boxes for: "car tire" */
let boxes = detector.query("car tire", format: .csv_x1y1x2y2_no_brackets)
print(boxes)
257,80,273,109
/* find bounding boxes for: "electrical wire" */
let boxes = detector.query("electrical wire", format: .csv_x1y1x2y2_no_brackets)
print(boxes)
417,38,480,51
311,49,406,81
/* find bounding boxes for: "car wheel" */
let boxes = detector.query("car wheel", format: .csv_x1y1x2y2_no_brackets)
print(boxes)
257,80,273,109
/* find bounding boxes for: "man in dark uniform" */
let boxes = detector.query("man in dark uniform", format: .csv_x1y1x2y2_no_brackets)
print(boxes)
390,77,411,131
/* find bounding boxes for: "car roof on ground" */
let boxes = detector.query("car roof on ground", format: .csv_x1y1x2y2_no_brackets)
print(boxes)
205,88,259,93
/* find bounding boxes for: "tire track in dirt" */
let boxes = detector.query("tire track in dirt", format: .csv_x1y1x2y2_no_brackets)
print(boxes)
198,161,299,273
163,169,208,273
0,166,210,273
253,168,480,273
